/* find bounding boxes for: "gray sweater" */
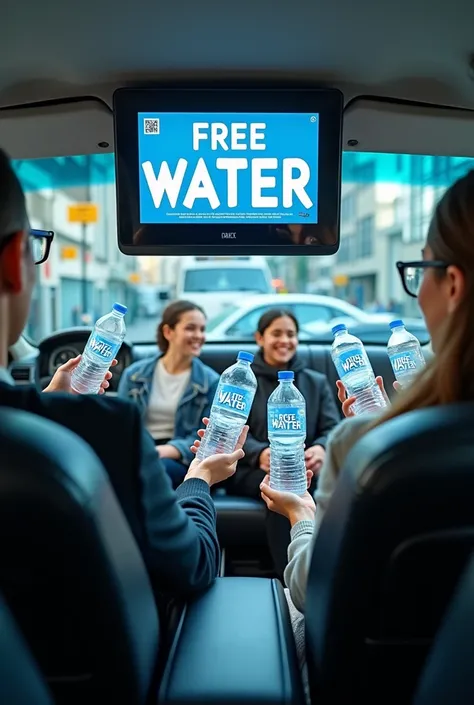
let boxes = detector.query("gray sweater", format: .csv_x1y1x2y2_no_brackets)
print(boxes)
284,414,377,612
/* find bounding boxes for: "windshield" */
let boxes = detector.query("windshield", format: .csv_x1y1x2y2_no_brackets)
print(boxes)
15,152,474,345
184,269,270,294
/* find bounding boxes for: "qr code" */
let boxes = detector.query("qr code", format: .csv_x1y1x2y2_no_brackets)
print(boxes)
144,118,160,135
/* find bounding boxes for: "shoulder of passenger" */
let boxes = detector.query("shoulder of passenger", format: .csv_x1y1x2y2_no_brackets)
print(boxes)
123,356,156,379
74,393,136,416
328,414,377,447
201,361,219,383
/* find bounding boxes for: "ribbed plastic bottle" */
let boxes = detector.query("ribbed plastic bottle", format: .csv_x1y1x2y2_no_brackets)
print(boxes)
196,351,257,460
70,303,127,394
331,324,387,415
268,370,307,495
387,319,425,388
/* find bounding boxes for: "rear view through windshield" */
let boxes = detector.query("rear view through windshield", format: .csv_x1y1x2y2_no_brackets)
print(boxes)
183,268,270,293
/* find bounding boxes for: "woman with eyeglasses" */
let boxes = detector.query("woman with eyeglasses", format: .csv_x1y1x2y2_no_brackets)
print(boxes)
253,170,474,682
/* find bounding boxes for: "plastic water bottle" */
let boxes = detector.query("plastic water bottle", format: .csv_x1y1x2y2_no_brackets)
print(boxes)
331,324,387,415
71,303,127,394
268,371,307,495
387,319,425,388
196,351,257,460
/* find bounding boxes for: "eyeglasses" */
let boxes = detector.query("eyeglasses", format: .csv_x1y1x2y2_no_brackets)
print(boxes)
396,260,449,298
0,228,54,265
29,229,54,265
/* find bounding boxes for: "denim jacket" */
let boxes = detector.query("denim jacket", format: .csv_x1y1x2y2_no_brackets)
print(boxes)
117,354,219,465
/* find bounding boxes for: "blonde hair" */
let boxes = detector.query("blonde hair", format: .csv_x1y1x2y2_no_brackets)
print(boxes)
372,169,474,427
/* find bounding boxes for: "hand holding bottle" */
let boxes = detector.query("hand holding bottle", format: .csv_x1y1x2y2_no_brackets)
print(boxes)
336,377,399,418
188,419,248,486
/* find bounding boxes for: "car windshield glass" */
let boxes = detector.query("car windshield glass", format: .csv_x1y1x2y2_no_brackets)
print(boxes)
184,269,270,293
206,306,240,332
14,152,474,345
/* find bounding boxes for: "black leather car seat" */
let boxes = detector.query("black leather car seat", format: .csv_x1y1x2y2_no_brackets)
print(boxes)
0,407,159,705
304,402,474,705
0,592,54,705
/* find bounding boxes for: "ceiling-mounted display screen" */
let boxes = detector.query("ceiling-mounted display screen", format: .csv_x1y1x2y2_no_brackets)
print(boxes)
113,87,343,256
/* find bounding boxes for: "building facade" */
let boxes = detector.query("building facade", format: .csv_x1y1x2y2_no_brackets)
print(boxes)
277,152,474,318
14,154,140,340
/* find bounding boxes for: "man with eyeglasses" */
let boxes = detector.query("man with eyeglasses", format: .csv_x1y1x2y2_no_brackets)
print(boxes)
0,146,244,598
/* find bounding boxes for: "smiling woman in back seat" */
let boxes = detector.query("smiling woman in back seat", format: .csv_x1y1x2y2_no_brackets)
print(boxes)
222,308,340,577
118,300,219,488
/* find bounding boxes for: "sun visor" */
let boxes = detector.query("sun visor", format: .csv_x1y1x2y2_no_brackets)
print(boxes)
0,99,114,160
343,98,474,157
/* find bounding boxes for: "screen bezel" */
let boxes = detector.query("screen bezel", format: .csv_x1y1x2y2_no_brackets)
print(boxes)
113,86,343,256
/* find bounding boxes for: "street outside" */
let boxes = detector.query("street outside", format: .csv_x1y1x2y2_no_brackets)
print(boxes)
125,315,158,343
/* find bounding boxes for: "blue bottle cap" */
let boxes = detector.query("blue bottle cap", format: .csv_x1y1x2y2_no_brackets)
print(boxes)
389,319,404,329
237,351,254,363
332,323,347,335
113,302,128,315
278,371,294,381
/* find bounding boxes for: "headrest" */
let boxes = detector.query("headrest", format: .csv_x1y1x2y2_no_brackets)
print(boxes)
0,407,159,703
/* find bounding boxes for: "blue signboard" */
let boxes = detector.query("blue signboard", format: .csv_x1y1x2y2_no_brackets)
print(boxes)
138,112,319,224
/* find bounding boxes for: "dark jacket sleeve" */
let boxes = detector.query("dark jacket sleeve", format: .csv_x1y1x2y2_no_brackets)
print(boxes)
168,375,219,466
131,406,221,596
243,431,268,469
308,376,341,449
2,385,220,598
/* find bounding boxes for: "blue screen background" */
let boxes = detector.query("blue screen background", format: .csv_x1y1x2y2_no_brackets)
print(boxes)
138,112,319,224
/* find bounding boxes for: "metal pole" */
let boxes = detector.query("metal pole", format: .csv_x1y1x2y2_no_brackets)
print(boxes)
81,221,87,317
81,155,91,319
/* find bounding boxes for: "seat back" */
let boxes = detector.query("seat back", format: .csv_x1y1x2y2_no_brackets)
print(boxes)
0,408,159,705
0,592,53,705
137,340,402,411
414,552,474,705
305,403,474,705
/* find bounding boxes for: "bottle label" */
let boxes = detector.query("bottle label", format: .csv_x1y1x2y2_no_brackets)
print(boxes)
335,348,370,378
214,384,253,417
268,406,306,435
390,351,419,375
87,333,120,362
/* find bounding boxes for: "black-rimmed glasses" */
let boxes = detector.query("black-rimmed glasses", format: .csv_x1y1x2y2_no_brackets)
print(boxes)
396,260,448,298
29,229,54,265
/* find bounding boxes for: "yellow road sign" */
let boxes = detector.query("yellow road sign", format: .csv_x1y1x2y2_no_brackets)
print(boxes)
67,203,99,224
333,273,349,287
61,246,78,260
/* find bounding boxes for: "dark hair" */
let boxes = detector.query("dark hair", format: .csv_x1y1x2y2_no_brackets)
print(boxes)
372,169,474,428
0,148,28,242
157,299,206,353
256,308,299,335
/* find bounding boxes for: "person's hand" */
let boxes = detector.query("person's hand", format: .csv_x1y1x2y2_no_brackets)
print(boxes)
43,355,117,395
336,376,398,418
258,447,271,473
186,422,248,486
304,444,325,474
190,417,210,452
260,473,316,526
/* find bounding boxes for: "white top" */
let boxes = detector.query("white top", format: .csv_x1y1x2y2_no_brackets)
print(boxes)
0,367,14,385
146,359,191,441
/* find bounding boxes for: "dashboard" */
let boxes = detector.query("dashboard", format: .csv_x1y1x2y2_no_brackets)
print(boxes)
35,328,134,392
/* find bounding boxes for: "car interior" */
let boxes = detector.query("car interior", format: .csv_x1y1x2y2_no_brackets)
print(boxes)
2,0,474,702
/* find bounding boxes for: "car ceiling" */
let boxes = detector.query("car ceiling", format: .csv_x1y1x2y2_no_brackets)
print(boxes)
2,0,474,159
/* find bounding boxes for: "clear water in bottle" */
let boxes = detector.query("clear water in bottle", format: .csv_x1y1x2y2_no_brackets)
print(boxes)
331,324,387,415
268,371,307,495
387,319,425,388
71,303,127,394
196,351,257,460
